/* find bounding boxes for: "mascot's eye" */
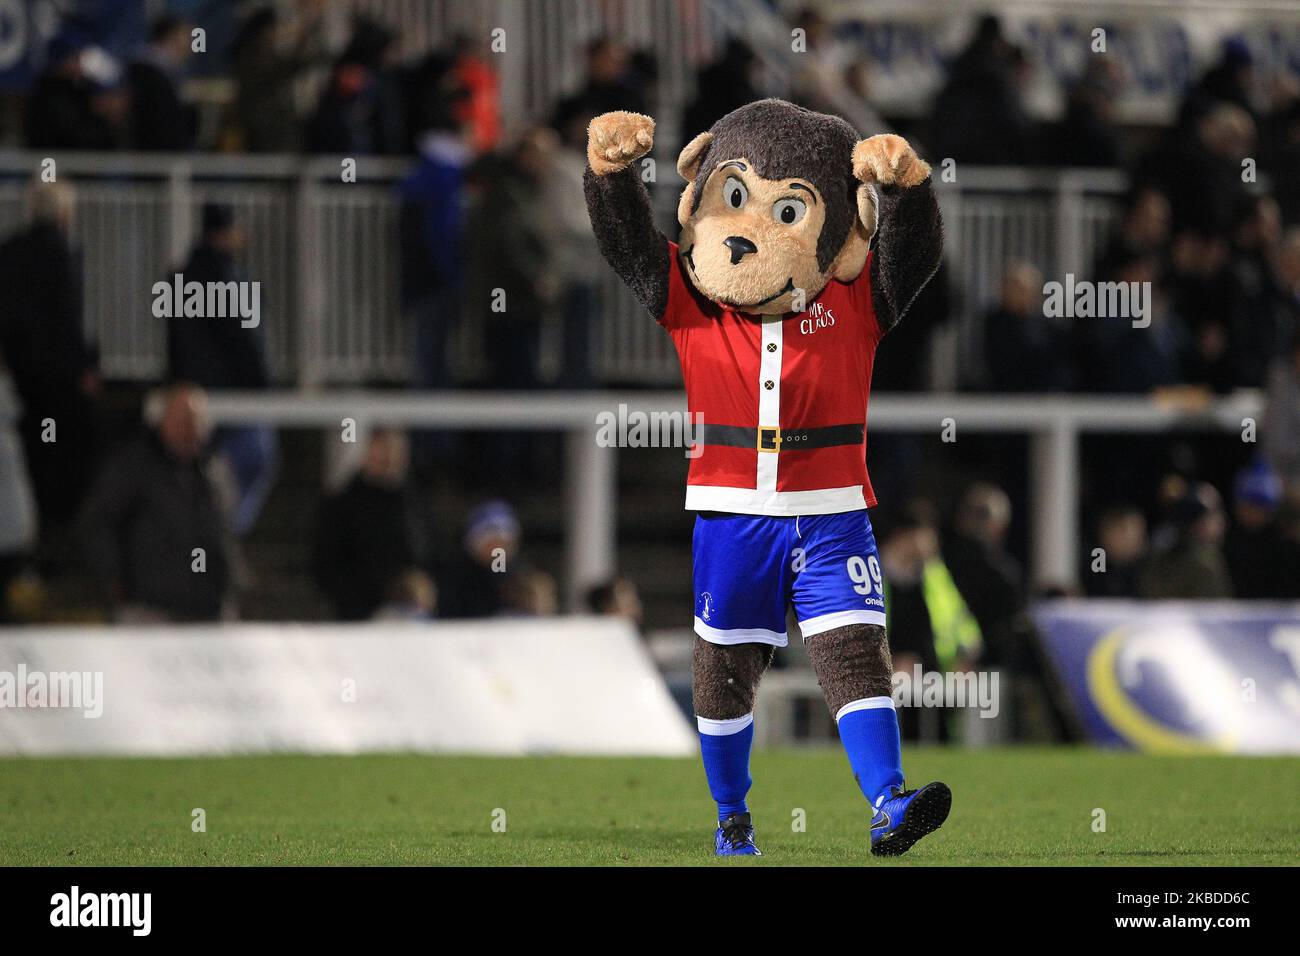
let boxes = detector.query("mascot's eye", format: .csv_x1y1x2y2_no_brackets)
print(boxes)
723,176,748,209
773,198,807,225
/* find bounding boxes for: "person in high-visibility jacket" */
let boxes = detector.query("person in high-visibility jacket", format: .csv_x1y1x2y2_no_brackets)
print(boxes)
919,558,983,673
878,503,982,740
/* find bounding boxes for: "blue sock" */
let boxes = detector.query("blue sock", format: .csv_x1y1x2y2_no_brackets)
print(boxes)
697,713,754,820
836,698,904,808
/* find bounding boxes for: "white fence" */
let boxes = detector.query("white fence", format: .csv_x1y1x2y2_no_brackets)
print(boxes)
0,153,410,385
203,390,1264,597
0,152,1127,388
0,618,694,756
936,167,1128,387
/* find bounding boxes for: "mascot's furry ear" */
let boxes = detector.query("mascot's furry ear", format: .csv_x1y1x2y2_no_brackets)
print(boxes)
675,131,713,225
856,183,879,242
831,181,879,282
677,131,713,180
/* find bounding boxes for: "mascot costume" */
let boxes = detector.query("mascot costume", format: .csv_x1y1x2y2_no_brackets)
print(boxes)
585,99,948,856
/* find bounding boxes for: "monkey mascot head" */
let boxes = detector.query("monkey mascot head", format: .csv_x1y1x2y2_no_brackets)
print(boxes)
674,98,891,315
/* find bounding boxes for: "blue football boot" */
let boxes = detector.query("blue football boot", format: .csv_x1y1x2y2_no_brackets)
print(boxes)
714,811,762,856
869,782,952,857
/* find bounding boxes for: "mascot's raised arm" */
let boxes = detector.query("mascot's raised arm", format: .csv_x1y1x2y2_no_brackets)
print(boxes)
584,99,953,859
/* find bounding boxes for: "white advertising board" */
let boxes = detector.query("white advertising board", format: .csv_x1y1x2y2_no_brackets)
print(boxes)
0,618,695,757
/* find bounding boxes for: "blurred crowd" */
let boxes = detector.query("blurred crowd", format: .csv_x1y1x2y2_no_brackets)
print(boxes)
1,5,1299,638
9,6,1300,391
957,21,1300,397
0,361,643,628
929,16,1300,605
0,179,629,625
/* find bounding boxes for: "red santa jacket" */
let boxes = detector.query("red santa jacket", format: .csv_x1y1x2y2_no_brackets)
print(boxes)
662,240,881,516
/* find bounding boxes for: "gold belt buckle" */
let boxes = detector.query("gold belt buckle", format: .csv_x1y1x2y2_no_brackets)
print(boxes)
758,426,781,452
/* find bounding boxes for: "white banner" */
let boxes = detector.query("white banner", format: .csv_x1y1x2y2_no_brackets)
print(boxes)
0,619,695,757
820,2,1300,122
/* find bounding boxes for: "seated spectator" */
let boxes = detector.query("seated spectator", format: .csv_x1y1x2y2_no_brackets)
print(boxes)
982,261,1070,391
307,17,403,155
681,40,761,150
1226,195,1289,387
1076,256,1188,393
229,3,327,153
373,569,438,621
1044,57,1123,168
1225,459,1286,598
1165,232,1234,393
1186,38,1258,124
943,483,1023,664
77,384,231,622
785,7,886,135
1139,482,1233,599
1263,330,1300,486
127,15,197,151
1083,505,1148,598
1265,96,1300,227
503,569,559,617
1095,187,1171,279
928,15,1031,166
1139,103,1253,237
585,576,644,629
550,38,645,135
1275,226,1300,326
449,33,502,155
1275,489,1300,598
311,428,426,621
26,31,121,150
438,500,522,619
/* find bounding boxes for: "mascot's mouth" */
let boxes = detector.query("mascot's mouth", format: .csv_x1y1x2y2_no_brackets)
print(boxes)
729,277,795,309
680,246,795,310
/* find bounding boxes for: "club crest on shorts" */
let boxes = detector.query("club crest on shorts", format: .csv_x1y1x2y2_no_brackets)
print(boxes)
699,592,715,622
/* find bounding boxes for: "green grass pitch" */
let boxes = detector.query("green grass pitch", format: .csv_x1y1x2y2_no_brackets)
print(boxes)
1,747,1296,866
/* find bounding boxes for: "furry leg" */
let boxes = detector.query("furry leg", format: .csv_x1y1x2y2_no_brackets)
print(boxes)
804,623,894,716
806,624,904,806
692,638,775,719
693,638,774,821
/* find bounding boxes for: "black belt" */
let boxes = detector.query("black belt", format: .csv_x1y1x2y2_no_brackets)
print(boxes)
698,423,864,452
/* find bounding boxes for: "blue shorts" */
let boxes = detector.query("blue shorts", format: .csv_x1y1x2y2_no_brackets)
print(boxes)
692,510,886,647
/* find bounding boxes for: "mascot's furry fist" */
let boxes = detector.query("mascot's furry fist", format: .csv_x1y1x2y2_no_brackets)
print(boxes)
852,133,931,188
587,111,655,176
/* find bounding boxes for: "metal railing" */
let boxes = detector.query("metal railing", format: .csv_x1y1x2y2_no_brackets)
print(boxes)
935,167,1128,387
203,390,1264,601
0,153,411,386
0,152,1127,389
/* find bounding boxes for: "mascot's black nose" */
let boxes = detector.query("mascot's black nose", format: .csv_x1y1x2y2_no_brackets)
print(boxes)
724,235,758,264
